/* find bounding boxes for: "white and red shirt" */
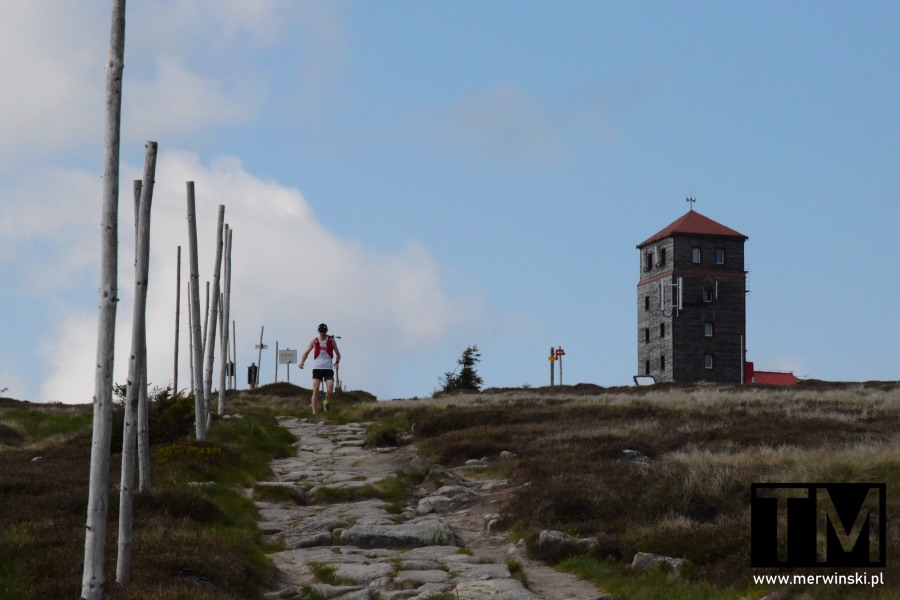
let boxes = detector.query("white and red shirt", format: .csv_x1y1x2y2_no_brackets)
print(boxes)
311,335,334,370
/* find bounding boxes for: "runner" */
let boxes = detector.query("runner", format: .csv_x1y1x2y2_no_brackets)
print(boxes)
298,323,341,414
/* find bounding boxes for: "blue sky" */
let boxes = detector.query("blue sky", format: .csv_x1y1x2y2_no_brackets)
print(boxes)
1,1,898,403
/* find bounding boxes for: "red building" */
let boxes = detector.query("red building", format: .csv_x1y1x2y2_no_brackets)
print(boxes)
744,362,798,386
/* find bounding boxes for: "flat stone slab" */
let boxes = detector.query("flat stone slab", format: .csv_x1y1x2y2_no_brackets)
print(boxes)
333,562,395,584
455,578,542,599
339,518,458,549
393,569,452,585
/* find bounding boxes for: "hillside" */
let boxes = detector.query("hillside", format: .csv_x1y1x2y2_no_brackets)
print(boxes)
1,382,898,599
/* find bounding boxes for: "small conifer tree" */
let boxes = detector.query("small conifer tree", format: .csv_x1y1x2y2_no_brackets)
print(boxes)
437,345,483,394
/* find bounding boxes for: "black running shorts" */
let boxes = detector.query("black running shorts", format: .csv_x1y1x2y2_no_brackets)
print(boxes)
312,368,334,382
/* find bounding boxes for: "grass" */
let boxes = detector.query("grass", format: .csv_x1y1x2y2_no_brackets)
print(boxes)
308,562,340,585
0,390,296,600
314,468,426,514
559,555,757,600
0,398,92,447
3,382,899,599
365,412,411,447
253,483,306,505
353,382,900,599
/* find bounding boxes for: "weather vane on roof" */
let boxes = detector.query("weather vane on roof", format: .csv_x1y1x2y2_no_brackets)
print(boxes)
686,196,696,211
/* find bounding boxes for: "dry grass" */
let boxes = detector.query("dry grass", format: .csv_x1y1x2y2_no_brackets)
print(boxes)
364,382,900,595
3,382,897,599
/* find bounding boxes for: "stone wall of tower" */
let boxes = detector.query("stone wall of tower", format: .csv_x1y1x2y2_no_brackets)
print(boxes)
670,235,746,383
637,238,675,381
637,231,746,384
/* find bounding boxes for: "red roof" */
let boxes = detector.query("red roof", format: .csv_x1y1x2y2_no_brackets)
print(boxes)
751,371,799,386
638,210,748,248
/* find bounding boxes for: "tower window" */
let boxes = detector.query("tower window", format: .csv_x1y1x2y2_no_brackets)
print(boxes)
645,252,654,272
692,247,702,264
645,360,651,375
704,322,714,337
644,296,650,311
644,328,650,343
715,248,726,264
703,288,714,303
658,247,667,266
704,354,714,370
660,322,665,338
660,355,665,370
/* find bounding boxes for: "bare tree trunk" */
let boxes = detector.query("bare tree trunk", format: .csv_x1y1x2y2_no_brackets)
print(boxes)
128,178,152,493
117,141,157,584
187,280,194,393
82,2,125,598
218,226,232,413
231,320,237,390
203,281,209,356
203,206,225,413
174,245,181,394
137,364,150,490
136,159,156,493
186,183,206,440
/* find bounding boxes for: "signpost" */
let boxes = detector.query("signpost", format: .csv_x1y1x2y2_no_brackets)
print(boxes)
548,346,566,386
548,346,556,386
556,346,566,385
254,325,267,388
278,349,298,382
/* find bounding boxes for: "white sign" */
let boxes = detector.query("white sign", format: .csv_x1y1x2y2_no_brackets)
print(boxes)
278,349,298,364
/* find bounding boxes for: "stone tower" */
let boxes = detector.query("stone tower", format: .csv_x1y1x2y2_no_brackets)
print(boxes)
636,209,748,383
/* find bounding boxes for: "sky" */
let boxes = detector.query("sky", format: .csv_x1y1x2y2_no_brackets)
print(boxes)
1,1,899,403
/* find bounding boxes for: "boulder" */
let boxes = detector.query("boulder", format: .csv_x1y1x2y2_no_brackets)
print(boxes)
616,449,649,465
630,552,684,572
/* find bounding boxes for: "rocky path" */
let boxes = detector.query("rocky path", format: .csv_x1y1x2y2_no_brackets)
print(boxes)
259,417,608,600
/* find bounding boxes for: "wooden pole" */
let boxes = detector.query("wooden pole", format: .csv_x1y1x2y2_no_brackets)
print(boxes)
549,347,555,386
217,291,225,410
218,226,231,413
136,154,156,493
82,2,125,597
187,280,194,393
186,183,206,440
231,320,237,390
275,341,279,383
256,326,265,388
117,141,157,583
203,206,225,412
174,246,181,394
203,281,209,355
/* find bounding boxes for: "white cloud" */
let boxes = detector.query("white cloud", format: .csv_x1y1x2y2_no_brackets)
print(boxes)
0,166,101,289
432,82,571,164
0,3,105,163
0,2,327,166
38,151,482,403
125,56,255,141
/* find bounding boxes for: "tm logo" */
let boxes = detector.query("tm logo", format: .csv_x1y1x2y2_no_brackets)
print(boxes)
751,483,886,567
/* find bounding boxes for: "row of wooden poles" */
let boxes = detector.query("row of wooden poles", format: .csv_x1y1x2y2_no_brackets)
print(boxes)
81,2,238,596
85,146,238,598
